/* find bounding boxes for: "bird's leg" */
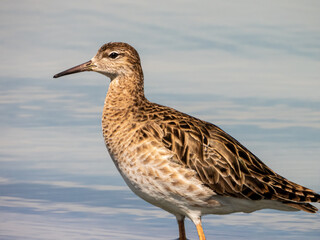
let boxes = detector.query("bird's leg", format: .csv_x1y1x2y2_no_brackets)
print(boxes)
176,215,186,240
196,221,206,240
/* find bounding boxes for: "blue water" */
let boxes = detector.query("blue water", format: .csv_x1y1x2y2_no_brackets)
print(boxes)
1,1,319,239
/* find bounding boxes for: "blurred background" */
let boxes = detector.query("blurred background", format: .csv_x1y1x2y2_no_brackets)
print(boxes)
0,1,319,239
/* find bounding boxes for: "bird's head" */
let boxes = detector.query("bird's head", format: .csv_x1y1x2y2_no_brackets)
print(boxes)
53,42,142,80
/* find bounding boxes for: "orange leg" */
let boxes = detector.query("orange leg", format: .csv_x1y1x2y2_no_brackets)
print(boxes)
196,222,206,240
176,216,186,240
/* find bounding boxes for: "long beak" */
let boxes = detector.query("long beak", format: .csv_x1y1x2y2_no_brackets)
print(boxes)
53,60,94,78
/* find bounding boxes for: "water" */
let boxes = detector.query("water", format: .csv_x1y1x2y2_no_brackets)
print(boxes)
1,1,319,239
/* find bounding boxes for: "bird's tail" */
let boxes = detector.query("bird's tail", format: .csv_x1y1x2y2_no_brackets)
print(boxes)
264,174,320,213
284,202,318,213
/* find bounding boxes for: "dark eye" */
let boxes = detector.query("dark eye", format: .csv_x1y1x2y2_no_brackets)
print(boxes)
109,52,119,59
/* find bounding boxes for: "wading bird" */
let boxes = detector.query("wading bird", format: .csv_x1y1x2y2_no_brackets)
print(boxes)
54,42,320,240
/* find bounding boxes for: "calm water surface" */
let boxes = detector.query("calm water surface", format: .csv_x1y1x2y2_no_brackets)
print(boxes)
1,1,319,239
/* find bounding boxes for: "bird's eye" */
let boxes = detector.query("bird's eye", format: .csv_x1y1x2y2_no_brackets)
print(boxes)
109,52,119,59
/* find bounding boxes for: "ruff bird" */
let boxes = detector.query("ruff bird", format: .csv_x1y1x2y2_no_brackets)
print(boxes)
54,42,320,240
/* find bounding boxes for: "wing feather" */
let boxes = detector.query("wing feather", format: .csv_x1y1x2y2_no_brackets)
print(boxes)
140,102,320,212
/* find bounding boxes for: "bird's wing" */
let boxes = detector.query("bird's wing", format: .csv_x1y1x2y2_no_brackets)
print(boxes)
141,109,319,212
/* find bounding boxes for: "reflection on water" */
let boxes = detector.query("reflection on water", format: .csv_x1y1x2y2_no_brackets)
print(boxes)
1,1,320,239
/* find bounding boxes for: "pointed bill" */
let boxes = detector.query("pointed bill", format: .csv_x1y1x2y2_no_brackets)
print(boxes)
53,60,94,78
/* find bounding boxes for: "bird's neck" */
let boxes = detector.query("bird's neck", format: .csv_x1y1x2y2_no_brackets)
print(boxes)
104,71,146,111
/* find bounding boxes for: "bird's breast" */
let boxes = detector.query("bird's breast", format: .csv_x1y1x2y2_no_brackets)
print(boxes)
101,109,218,215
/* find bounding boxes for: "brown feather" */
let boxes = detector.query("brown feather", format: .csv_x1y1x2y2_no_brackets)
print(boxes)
138,102,320,212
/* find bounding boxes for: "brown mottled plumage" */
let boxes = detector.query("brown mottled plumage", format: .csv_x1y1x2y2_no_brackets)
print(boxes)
54,42,320,240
